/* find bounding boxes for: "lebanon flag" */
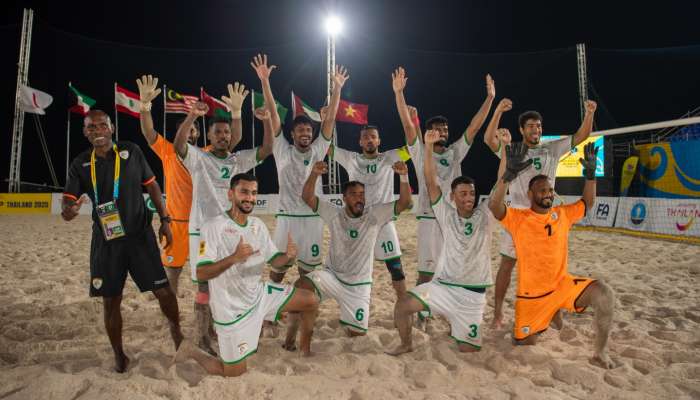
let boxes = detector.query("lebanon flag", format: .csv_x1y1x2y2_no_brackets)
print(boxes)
69,83,96,115
19,85,53,115
291,91,321,122
336,99,368,125
200,88,231,119
115,84,140,117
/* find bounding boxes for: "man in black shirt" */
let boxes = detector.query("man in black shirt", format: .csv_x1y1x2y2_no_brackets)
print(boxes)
62,110,183,373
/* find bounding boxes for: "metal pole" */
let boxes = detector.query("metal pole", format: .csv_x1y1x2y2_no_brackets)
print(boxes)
576,43,588,122
251,89,256,176
326,34,339,194
114,82,119,142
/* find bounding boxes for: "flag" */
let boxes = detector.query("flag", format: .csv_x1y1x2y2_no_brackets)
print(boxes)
115,84,140,117
620,156,639,196
336,99,368,125
68,84,96,115
165,88,198,114
200,88,231,120
19,85,53,115
291,91,321,122
252,90,288,122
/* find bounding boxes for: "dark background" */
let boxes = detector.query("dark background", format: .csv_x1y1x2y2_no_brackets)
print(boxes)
2,0,700,196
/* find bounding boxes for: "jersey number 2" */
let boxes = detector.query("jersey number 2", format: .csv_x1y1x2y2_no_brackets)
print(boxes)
220,167,231,179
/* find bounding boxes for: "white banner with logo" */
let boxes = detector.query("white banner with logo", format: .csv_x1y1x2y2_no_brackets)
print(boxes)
615,197,700,237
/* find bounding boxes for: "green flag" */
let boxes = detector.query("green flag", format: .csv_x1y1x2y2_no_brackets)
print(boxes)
252,91,288,123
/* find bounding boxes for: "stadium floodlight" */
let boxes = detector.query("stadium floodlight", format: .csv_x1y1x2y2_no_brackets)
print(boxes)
325,15,342,37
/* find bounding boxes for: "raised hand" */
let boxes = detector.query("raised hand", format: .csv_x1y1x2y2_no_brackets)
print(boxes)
319,105,328,121
221,82,249,112
311,161,328,176
333,65,349,89
496,98,513,113
392,67,407,93
136,75,161,104
232,237,258,264
250,54,277,81
286,232,298,260
486,74,495,99
424,129,441,145
502,142,534,182
584,100,597,115
392,161,409,176
190,101,209,117
254,107,271,121
578,142,599,180
497,128,512,146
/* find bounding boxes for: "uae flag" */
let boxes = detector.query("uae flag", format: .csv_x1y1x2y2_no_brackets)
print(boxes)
68,84,96,115
200,88,231,120
336,99,368,125
252,90,288,122
115,84,140,117
291,92,321,122
165,88,198,114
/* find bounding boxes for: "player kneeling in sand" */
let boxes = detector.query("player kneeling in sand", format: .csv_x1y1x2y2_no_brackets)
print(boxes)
387,129,506,355
489,142,615,368
174,173,319,377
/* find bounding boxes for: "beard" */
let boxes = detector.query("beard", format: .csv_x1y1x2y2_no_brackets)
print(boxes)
535,197,553,209
236,201,254,214
348,203,364,217
435,139,448,147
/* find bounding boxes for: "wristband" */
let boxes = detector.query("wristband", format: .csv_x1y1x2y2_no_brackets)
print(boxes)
399,174,409,183
140,102,152,112
231,110,242,119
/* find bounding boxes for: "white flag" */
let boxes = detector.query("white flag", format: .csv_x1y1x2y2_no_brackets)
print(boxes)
19,85,53,115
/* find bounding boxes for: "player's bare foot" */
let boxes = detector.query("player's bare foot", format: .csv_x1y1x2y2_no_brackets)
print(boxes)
282,341,297,352
385,344,413,356
173,339,195,364
300,348,314,357
551,310,563,330
591,351,615,369
114,352,130,373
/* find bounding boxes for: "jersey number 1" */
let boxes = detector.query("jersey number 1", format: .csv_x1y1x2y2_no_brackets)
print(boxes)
544,224,552,236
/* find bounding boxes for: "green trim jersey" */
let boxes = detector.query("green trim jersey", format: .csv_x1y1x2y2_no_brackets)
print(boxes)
508,137,573,208
431,194,495,287
408,136,471,217
333,147,402,206
316,200,397,284
197,214,281,325
181,144,260,230
273,132,331,215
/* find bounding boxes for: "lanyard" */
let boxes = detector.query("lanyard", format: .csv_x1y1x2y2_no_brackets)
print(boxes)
90,144,120,202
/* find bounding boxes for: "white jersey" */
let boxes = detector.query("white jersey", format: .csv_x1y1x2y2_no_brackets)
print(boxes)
508,137,572,208
333,147,402,206
182,144,260,229
273,132,331,216
431,194,495,287
408,136,471,217
197,214,281,324
316,200,397,284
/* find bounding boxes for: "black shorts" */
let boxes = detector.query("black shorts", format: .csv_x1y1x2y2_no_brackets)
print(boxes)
89,227,169,297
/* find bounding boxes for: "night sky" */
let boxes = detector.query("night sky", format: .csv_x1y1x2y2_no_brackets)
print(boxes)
3,0,700,196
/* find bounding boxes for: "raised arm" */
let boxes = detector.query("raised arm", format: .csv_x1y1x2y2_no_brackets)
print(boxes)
320,65,349,140
463,74,496,145
251,54,282,135
197,236,258,281
252,106,274,160
392,161,413,213
302,161,326,211
136,75,162,145
173,101,208,159
221,82,249,151
488,142,532,220
572,100,597,146
578,142,598,210
392,67,418,145
483,98,512,153
423,130,443,204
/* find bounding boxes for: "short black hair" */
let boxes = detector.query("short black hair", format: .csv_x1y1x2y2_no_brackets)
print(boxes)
360,124,380,132
342,180,365,195
291,115,314,131
518,111,543,129
230,173,258,188
208,116,231,129
451,176,475,191
528,174,550,190
425,115,448,130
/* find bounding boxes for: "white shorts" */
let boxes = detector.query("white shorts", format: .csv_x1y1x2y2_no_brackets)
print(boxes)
305,269,371,333
417,218,444,274
408,281,486,348
374,220,402,261
188,230,202,283
214,282,295,365
499,229,516,260
274,216,324,272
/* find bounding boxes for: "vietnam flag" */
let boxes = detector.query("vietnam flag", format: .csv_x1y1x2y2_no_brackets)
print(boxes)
200,88,231,120
336,99,368,125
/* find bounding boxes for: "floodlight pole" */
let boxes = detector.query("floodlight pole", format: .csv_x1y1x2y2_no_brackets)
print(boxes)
576,43,588,121
326,33,339,194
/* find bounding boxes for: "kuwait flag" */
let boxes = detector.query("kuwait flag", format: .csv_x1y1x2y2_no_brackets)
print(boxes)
201,88,231,120
252,91,288,122
69,83,96,115
291,92,321,122
336,99,369,125
115,84,140,117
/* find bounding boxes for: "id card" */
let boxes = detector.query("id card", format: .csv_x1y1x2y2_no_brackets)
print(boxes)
96,201,126,241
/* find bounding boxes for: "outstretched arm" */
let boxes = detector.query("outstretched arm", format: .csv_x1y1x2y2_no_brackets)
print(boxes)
463,74,496,145
483,98,512,153
320,65,349,140
251,54,282,136
173,101,208,159
579,142,598,210
423,130,443,204
136,75,162,146
488,142,532,220
252,107,274,161
302,161,326,211
392,161,413,213
572,100,597,146
392,67,418,145
221,82,249,151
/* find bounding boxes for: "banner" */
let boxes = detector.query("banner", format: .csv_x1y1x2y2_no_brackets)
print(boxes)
0,193,52,214
619,156,639,196
615,197,700,237
541,136,605,177
636,140,700,198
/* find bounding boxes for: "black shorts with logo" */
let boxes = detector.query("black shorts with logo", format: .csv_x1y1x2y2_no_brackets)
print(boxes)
89,227,169,297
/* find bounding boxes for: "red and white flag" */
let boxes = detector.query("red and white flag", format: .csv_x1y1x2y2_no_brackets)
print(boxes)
165,88,198,114
19,85,53,115
115,84,140,118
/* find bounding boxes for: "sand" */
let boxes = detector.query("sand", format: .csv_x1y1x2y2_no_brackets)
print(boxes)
1,214,699,400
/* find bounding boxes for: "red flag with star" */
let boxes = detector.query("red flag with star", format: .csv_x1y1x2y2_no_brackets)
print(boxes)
336,99,368,125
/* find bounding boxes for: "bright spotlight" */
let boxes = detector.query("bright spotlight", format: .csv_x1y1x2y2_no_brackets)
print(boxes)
325,15,342,36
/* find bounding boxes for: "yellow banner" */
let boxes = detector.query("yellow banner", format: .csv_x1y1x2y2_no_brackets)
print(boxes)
551,136,605,177
619,156,639,196
0,193,52,214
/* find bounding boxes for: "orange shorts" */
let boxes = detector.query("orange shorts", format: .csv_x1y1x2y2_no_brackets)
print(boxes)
161,220,189,268
513,275,595,340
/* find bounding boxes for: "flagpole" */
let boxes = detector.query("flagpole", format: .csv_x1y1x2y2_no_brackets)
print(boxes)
66,82,71,184
251,90,256,176
162,83,167,198
200,86,207,148
114,82,119,142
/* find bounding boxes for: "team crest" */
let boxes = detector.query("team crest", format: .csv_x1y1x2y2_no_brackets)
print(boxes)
521,326,530,335
119,150,130,160
92,278,103,289
238,342,249,355
199,241,206,256
167,255,174,263
551,212,558,221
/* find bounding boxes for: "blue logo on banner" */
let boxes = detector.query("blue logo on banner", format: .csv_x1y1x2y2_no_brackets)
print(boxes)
630,203,646,225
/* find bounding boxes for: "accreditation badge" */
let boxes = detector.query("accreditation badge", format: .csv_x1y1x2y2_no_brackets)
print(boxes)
96,200,126,241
